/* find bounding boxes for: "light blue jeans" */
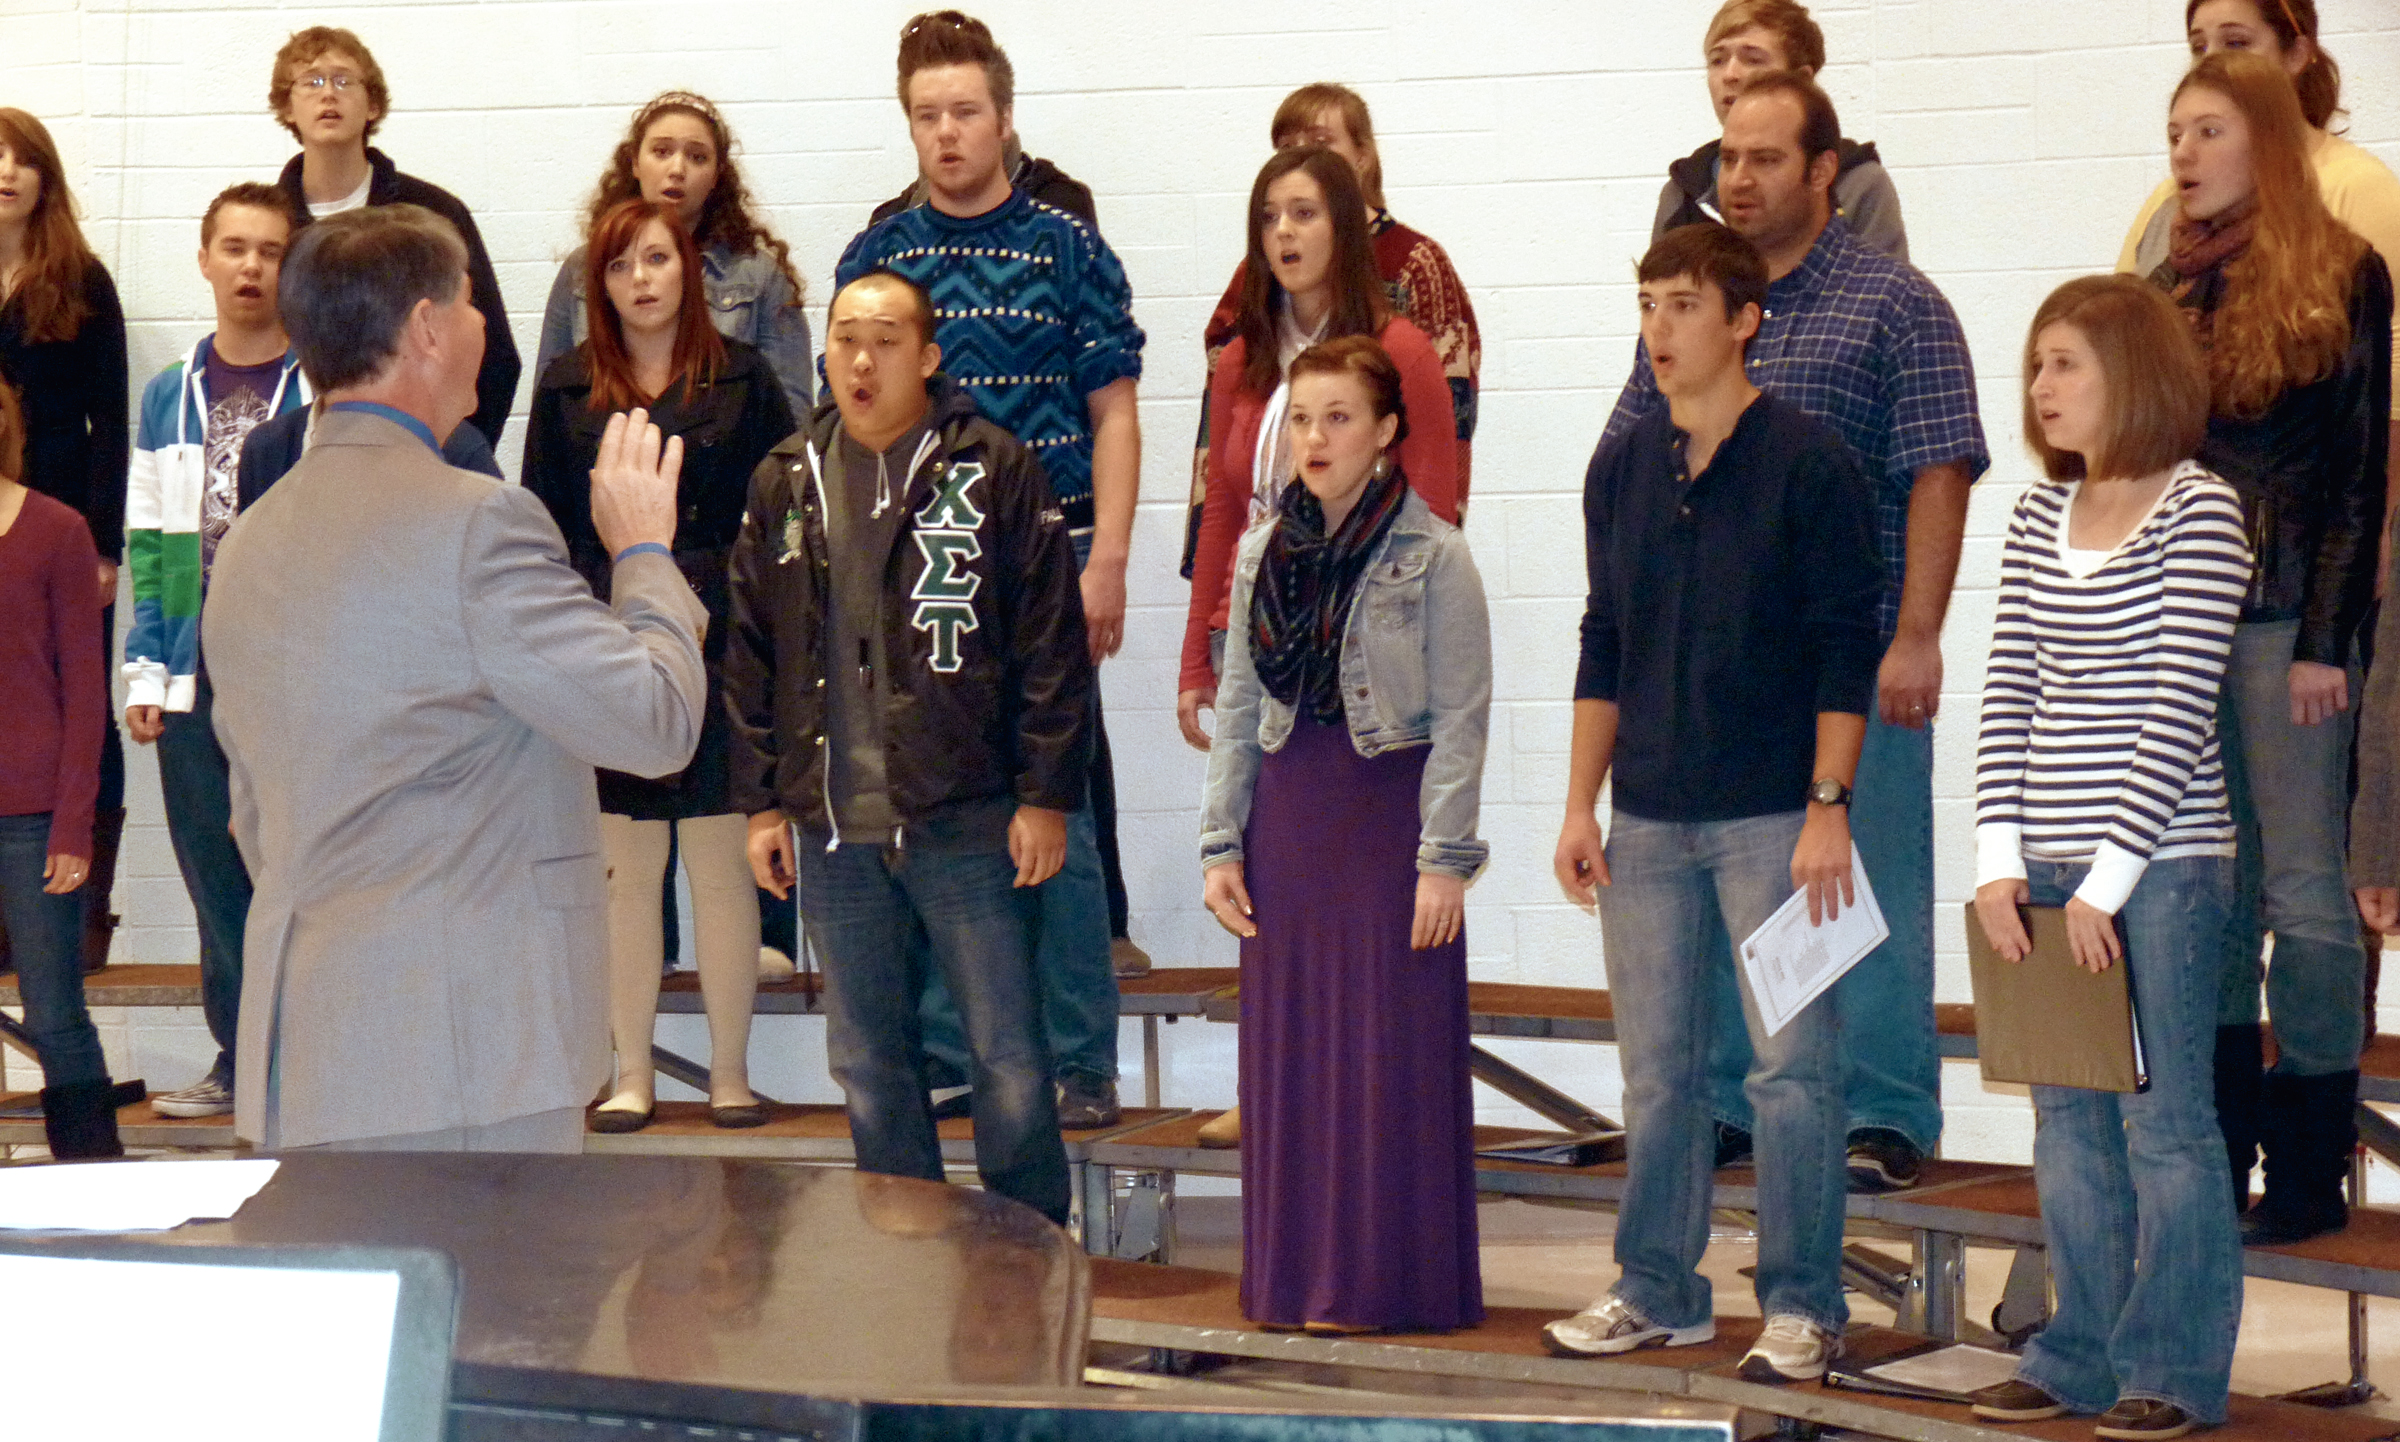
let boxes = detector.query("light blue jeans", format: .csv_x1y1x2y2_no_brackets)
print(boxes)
1600,809,1849,1332
919,527,1120,1089
1705,715,1940,1147
2014,854,2243,1424
2214,618,2365,1075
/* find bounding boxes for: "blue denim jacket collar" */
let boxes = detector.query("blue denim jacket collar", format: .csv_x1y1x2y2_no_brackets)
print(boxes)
1201,487,1492,882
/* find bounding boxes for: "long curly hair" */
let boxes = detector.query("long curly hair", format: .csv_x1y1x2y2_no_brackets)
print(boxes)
2174,52,2363,418
0,109,98,345
583,92,804,310
582,200,727,415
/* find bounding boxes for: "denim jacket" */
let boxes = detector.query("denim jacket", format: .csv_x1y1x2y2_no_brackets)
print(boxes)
537,242,815,421
1199,488,1492,880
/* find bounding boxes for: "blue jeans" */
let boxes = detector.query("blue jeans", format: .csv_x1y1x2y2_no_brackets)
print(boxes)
2015,855,2243,1424
2215,619,2364,1074
800,839,1070,1225
1706,715,1940,1148
157,673,250,1078
1600,809,1849,1332
0,813,107,1085
919,527,1120,1090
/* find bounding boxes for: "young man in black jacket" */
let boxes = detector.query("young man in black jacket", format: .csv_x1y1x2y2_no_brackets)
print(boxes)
266,26,519,449
727,270,1091,1225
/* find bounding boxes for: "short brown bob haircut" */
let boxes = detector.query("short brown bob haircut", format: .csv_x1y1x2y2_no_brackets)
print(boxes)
1288,335,1411,450
897,10,1014,113
1638,222,1768,345
269,26,390,144
1705,0,1827,76
1733,70,1842,167
2022,274,2209,483
1270,83,1385,213
280,204,468,394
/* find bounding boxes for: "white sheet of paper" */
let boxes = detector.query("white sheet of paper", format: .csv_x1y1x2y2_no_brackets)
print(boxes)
0,1158,280,1232
1738,843,1887,1039
1863,1342,2023,1395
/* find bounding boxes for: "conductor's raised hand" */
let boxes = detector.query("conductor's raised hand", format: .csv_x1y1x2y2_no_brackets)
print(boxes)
591,408,683,559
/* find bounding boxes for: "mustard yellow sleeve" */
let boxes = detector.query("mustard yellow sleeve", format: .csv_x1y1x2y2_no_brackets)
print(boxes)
2117,175,2178,275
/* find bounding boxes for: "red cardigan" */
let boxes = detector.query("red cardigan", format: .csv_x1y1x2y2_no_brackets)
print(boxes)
1179,316,1457,695
0,489,103,855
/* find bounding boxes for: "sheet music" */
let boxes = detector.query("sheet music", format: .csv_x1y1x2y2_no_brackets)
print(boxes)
0,1158,279,1232
1739,844,1887,1039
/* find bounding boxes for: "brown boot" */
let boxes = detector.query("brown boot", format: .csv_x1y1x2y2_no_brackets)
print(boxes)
80,806,125,973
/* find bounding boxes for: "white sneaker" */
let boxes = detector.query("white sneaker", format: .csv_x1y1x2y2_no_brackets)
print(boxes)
1738,1313,1839,1383
757,946,797,984
1541,1295,1715,1357
152,1073,234,1118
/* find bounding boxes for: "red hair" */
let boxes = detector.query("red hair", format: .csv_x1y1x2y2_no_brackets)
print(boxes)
0,109,98,345
580,200,726,415
2173,52,2363,417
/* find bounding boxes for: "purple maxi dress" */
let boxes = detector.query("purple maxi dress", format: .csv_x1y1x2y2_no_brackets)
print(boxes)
1235,716,1483,1330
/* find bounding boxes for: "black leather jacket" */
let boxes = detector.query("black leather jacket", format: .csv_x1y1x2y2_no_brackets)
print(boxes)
723,376,1093,835
2192,249,2393,666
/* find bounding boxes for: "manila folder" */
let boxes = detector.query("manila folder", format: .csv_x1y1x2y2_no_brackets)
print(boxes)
1962,903,2143,1093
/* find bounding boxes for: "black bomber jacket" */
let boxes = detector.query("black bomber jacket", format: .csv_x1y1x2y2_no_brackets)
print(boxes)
2186,248,2394,667
722,375,1094,836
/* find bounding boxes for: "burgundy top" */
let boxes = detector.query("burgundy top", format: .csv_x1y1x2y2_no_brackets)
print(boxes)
0,488,103,854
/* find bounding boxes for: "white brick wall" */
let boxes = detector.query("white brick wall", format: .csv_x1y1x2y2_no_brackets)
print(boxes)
7,2,2399,1159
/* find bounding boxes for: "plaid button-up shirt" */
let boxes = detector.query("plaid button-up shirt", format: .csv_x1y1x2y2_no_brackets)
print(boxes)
1597,217,1990,639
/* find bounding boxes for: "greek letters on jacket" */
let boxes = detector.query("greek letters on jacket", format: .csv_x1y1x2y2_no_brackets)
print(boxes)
726,380,1093,832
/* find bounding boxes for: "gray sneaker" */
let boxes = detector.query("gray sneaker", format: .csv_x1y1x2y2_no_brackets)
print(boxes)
152,1072,234,1118
1737,1313,1839,1383
1542,1295,1715,1357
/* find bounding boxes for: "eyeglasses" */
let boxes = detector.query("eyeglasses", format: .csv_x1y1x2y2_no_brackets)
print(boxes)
297,72,361,94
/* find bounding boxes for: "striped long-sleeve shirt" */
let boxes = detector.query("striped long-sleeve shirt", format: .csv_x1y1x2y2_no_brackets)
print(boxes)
1974,463,2251,914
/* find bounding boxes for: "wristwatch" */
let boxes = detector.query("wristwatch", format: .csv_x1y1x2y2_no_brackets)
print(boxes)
1808,777,1852,808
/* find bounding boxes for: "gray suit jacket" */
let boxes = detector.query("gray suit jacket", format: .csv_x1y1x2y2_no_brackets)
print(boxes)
206,408,707,1148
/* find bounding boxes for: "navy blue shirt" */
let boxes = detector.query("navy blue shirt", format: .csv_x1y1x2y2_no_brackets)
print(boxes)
1578,390,1884,823
1599,217,1987,639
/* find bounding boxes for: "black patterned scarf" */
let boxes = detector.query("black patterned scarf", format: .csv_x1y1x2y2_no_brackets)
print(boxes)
1249,463,1407,722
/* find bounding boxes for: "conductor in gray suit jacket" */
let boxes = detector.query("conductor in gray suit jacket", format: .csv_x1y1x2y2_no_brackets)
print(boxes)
206,203,709,1152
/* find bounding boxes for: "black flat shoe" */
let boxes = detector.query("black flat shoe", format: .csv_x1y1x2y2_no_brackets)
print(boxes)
710,1102,768,1129
588,1105,654,1134
2240,1198,2347,1247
